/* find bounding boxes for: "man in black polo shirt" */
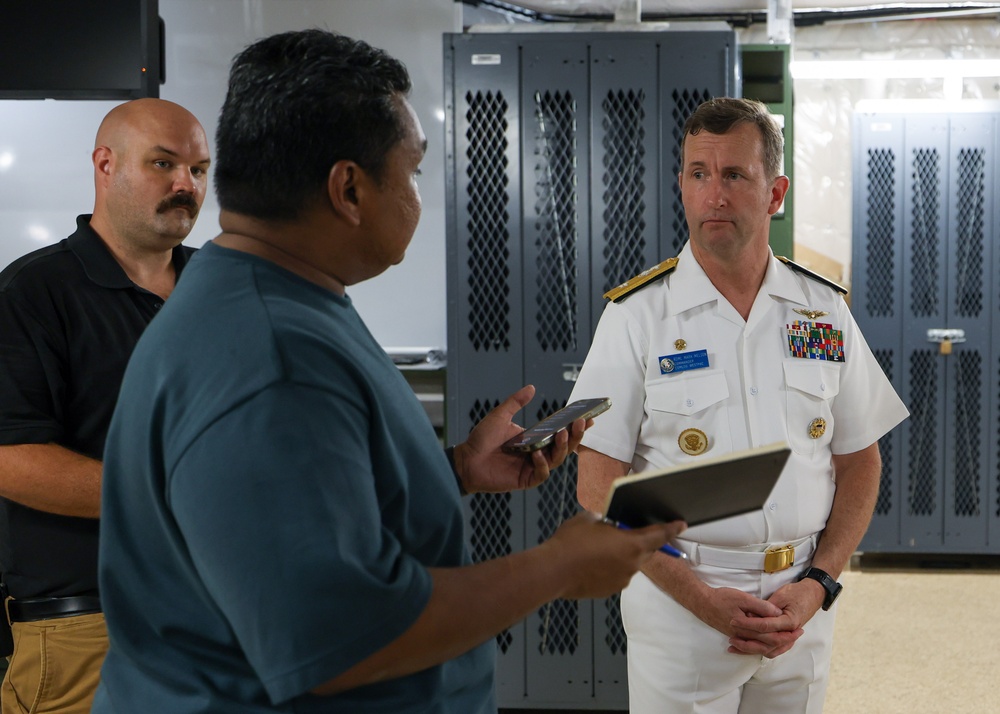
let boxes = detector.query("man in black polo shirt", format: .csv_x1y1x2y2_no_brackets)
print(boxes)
0,98,210,714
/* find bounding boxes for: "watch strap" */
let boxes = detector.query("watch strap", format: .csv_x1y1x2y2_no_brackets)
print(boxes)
799,567,843,611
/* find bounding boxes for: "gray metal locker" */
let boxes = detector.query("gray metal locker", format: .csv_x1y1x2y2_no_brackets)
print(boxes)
853,109,1000,554
444,29,737,709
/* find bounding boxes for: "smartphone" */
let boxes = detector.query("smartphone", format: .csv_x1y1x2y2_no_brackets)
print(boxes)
501,397,612,453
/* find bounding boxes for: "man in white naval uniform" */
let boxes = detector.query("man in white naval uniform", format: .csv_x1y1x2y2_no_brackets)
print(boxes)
572,97,908,713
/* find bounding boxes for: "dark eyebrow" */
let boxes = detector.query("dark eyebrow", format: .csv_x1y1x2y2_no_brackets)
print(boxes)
151,145,211,166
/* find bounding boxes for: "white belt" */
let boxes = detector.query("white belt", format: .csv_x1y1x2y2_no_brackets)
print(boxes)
673,534,818,573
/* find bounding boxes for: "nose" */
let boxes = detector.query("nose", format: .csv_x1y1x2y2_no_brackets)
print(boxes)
705,179,727,208
172,167,198,195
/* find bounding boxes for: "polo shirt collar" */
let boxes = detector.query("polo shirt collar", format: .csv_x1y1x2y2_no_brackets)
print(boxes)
66,214,192,290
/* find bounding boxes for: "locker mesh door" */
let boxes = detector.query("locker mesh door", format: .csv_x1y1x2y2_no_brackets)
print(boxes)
855,110,999,554
445,34,527,699
446,30,739,708
853,114,906,550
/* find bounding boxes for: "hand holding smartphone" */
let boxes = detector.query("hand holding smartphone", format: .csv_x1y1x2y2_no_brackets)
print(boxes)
501,397,611,453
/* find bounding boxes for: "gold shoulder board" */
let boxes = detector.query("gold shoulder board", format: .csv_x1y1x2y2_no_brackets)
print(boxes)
603,257,679,303
775,256,848,296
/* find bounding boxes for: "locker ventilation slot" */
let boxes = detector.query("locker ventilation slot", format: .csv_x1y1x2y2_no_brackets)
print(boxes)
467,398,514,652
601,89,648,293
604,593,627,655
954,147,985,318
866,148,896,318
533,91,579,352
908,350,938,516
954,351,982,517
910,148,940,318
465,90,512,352
873,348,895,516
668,88,713,255
536,399,580,655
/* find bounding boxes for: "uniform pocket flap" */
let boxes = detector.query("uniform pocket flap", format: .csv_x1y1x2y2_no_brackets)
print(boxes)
647,370,729,416
783,360,841,400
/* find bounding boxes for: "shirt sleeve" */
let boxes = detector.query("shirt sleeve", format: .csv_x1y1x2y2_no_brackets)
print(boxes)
0,289,66,446
167,381,432,705
570,301,648,465
829,298,909,455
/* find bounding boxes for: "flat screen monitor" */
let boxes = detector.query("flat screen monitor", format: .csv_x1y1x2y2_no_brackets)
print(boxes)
0,0,161,100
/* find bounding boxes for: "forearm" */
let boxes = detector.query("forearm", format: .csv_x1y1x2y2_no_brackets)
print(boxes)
313,541,577,694
312,509,680,696
577,445,629,512
640,551,709,616
811,444,882,579
0,443,102,518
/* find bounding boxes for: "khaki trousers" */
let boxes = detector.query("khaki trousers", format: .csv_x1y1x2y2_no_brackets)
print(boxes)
0,613,108,714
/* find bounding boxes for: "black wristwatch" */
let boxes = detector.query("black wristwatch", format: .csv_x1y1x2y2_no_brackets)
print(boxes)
799,567,843,611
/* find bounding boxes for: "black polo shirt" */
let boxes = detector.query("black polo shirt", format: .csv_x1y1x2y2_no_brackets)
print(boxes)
0,215,195,599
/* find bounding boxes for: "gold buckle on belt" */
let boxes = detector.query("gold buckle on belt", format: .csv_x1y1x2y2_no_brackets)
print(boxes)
764,544,795,573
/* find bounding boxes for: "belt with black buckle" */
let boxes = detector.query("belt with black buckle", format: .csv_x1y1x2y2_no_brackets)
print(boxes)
7,595,102,623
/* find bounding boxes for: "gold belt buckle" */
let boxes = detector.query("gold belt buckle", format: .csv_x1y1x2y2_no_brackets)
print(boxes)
764,544,795,573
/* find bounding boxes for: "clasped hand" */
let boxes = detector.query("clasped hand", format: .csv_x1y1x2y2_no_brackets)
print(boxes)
451,385,588,494
704,579,825,658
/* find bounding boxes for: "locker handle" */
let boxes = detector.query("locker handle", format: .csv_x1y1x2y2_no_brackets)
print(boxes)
926,328,965,355
925,328,966,344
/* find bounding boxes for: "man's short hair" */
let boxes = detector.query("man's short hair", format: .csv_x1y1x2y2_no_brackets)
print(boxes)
680,97,784,180
214,29,412,220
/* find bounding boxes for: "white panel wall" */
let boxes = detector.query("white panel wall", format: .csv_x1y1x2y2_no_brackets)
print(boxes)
0,0,456,348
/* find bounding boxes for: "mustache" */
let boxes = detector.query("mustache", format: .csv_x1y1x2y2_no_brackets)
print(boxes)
157,193,200,216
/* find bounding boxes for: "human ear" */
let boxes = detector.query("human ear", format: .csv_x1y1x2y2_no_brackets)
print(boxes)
328,160,362,226
768,175,790,215
92,146,114,182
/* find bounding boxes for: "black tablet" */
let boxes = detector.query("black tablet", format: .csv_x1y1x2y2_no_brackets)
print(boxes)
603,442,791,527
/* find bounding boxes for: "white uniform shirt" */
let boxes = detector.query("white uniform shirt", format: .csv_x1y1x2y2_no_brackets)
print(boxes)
572,242,909,547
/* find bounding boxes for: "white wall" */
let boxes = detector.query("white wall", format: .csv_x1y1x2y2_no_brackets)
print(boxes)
744,18,1000,287
4,4,999,347
0,0,457,349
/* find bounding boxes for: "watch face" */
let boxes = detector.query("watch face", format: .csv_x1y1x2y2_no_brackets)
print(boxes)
827,579,844,607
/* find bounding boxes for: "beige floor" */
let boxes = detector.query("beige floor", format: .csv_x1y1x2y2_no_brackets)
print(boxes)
505,561,1000,714
825,566,1000,714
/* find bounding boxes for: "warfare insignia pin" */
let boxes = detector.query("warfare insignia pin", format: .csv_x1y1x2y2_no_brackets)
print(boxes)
794,308,829,320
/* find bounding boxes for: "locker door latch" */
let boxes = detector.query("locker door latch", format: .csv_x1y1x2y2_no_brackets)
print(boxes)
926,328,966,355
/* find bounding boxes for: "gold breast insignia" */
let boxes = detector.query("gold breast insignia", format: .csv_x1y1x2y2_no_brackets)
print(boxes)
794,308,829,320
808,418,827,439
678,428,709,456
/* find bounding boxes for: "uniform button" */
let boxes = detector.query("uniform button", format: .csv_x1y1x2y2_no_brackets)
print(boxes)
750,387,759,396
685,398,694,408
820,383,826,392
768,502,777,511
153,302,163,309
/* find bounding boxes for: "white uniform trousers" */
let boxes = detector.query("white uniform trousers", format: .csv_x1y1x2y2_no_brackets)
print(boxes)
622,562,838,714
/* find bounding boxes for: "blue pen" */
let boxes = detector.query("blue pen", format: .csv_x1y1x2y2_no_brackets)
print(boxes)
603,518,687,559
